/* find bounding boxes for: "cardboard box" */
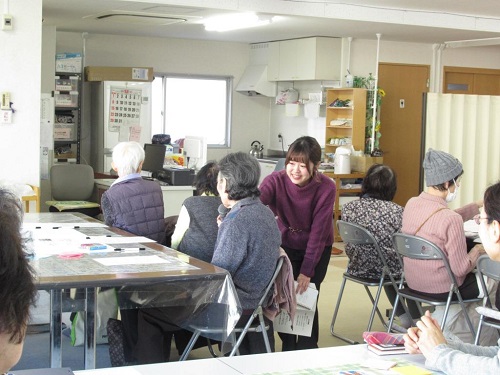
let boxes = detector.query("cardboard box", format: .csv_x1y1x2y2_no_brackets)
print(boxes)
351,155,384,172
56,53,82,73
84,66,154,82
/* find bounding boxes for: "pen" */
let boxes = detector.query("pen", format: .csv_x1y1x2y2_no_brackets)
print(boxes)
113,247,146,252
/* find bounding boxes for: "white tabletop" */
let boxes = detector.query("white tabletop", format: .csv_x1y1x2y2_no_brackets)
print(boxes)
219,344,431,374
73,357,237,375
74,344,439,375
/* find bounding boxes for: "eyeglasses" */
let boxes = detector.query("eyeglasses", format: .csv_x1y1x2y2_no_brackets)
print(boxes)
473,214,492,225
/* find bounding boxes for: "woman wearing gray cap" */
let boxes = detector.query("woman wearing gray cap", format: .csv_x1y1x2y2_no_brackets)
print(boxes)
401,149,485,303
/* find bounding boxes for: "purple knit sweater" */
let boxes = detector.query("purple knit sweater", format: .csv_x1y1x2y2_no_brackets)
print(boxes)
402,192,480,294
260,170,336,277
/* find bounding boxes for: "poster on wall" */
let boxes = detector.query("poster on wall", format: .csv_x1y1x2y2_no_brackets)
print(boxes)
108,88,142,132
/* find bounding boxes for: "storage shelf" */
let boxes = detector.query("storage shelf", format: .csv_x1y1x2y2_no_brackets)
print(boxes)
54,73,81,163
323,172,365,242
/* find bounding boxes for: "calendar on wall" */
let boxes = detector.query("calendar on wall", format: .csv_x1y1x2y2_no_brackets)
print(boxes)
108,87,142,132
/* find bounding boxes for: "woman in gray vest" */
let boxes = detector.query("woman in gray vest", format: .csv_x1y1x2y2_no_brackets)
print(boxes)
171,161,220,262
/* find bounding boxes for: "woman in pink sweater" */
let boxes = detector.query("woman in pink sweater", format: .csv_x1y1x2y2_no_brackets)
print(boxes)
402,149,485,300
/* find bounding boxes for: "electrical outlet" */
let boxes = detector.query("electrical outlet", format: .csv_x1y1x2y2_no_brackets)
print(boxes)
278,133,283,142
2,14,13,31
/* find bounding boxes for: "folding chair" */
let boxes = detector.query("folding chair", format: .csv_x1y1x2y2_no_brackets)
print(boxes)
474,255,500,344
330,221,400,344
179,256,284,360
388,233,482,337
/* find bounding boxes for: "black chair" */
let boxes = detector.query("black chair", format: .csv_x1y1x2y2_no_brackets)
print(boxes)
474,255,500,344
330,221,400,344
179,256,285,360
388,233,482,336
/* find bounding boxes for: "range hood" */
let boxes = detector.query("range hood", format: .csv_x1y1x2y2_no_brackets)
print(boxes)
236,65,277,97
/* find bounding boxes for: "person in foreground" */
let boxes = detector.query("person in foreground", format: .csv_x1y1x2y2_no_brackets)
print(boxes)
342,164,420,329
0,189,37,373
213,152,281,354
403,181,500,375
171,161,220,262
101,141,165,244
260,136,335,350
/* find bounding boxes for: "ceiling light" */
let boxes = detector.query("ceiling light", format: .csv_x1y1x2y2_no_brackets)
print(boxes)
203,13,271,32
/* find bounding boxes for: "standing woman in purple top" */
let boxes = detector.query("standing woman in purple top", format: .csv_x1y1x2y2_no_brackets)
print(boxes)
260,136,336,350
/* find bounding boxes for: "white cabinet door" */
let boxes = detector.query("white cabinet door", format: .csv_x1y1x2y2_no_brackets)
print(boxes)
267,41,281,81
271,37,342,81
295,38,318,80
278,39,298,81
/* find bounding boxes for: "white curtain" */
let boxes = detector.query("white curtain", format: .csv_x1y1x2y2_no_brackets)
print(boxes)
425,93,500,209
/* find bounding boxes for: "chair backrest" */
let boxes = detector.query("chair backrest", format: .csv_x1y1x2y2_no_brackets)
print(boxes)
337,220,392,274
476,254,500,307
392,233,458,287
257,256,284,308
50,164,95,201
476,255,500,282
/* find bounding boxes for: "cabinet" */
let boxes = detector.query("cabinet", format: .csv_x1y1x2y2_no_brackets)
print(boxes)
54,73,81,163
323,172,365,242
325,88,366,156
267,37,342,81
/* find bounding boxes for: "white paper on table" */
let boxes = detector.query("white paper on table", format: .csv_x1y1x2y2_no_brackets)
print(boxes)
73,368,142,375
93,236,156,244
23,222,107,230
30,227,89,241
95,255,169,266
464,219,480,233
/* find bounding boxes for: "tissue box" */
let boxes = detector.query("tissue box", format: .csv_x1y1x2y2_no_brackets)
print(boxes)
351,155,383,172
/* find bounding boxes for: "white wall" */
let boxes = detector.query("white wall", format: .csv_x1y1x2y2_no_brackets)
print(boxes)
52,32,500,162
0,0,42,186
55,32,272,162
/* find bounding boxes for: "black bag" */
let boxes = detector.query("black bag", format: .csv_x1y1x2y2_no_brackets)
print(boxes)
107,318,126,367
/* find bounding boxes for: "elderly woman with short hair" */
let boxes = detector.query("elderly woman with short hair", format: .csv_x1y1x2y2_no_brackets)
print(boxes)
213,152,281,354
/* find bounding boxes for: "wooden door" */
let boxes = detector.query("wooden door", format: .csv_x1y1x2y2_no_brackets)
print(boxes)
378,63,430,206
443,67,500,95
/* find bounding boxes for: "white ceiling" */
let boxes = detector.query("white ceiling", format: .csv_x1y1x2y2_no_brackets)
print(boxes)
42,0,500,45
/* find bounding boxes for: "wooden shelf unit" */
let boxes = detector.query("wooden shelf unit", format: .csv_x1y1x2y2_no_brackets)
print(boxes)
325,88,367,155
323,172,365,242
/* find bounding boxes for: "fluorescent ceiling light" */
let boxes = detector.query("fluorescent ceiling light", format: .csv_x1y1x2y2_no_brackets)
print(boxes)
204,13,271,32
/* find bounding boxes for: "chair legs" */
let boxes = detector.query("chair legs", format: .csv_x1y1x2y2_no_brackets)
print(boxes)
179,330,202,361
330,276,387,344
180,309,272,360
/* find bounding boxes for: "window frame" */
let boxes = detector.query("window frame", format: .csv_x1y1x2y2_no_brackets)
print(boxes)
152,72,232,148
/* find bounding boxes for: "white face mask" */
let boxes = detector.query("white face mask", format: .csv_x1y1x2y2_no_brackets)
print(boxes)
445,179,459,202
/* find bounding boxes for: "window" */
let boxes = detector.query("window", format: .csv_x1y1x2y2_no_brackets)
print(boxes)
152,74,232,147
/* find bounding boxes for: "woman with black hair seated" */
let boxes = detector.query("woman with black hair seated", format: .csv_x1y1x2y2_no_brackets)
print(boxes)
342,164,420,329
